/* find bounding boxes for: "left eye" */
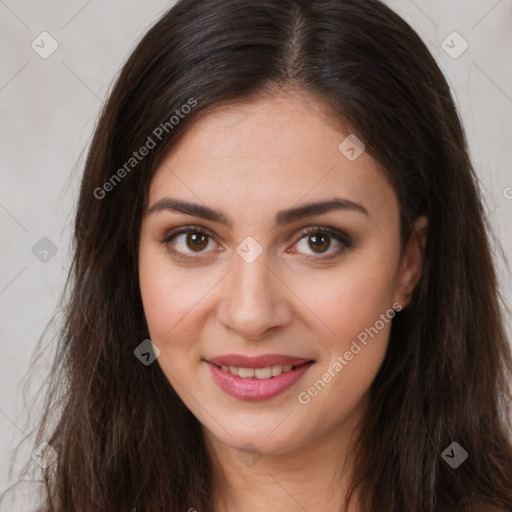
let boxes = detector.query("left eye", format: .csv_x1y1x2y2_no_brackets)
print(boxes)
292,228,352,258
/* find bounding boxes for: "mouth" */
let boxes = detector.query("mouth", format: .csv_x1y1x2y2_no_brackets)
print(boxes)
204,355,315,401
209,361,309,379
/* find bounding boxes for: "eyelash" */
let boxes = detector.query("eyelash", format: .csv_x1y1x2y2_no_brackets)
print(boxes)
159,225,353,263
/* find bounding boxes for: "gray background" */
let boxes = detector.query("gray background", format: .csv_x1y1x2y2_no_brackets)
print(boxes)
1,1,511,509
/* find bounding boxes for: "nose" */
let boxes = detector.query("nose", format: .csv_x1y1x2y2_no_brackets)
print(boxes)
216,249,293,340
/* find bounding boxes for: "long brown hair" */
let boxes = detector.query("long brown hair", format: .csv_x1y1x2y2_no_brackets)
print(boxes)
3,0,512,510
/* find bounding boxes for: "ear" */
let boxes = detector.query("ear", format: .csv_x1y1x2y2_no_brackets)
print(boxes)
393,216,428,309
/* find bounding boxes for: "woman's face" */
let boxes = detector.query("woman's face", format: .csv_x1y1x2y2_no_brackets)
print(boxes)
139,91,424,455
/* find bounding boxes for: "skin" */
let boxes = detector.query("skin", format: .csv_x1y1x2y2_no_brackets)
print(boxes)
138,90,427,512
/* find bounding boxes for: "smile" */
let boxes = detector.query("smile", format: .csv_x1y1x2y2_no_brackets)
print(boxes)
205,355,315,401
215,363,296,378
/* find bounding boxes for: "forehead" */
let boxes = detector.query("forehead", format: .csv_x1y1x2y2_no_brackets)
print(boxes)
148,93,395,222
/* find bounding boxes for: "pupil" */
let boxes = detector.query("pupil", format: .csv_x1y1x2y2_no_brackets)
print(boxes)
187,233,208,251
309,234,330,253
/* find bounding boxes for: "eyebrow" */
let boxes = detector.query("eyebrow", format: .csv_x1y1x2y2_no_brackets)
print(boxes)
147,197,369,227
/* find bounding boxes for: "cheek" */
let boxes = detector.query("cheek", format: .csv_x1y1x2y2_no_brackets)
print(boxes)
294,273,395,423
138,244,207,346
138,251,213,392
290,251,398,402
291,254,398,345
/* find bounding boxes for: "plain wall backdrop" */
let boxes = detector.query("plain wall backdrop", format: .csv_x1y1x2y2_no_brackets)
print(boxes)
1,0,511,509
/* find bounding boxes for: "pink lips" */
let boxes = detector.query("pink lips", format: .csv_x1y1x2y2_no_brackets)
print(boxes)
206,353,314,401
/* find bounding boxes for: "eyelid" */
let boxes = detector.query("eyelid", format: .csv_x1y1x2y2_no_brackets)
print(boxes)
294,225,352,246
161,225,215,243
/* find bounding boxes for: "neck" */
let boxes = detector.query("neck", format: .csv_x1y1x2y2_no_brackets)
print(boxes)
204,394,367,512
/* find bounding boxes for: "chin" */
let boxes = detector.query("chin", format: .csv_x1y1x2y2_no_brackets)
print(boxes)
202,412,316,456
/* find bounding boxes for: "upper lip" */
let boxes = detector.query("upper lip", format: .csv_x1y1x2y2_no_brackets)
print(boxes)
207,354,313,368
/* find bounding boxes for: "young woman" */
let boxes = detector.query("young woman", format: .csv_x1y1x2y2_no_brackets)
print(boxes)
4,0,512,511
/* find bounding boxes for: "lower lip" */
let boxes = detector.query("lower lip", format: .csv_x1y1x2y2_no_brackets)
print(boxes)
206,361,314,401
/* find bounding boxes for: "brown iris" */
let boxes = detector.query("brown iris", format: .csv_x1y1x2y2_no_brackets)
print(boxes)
308,233,330,253
186,232,209,251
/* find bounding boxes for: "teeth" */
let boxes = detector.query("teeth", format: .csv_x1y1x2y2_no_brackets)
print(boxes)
220,364,295,379
238,367,254,378
255,367,272,379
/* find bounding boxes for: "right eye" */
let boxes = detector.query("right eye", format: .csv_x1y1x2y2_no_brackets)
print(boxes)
160,226,222,261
